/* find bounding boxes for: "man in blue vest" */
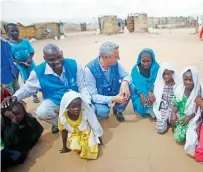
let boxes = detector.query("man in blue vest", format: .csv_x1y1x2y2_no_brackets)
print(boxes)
1,38,20,94
85,42,134,122
2,44,91,133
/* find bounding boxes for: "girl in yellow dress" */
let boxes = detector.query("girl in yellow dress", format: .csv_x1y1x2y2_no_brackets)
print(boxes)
58,91,103,159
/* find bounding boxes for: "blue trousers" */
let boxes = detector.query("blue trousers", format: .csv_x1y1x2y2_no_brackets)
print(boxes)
93,83,136,118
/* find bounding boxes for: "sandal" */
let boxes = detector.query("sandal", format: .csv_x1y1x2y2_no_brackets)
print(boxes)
33,96,40,103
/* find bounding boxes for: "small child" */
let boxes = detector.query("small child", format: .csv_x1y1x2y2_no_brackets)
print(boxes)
58,91,103,160
1,101,43,169
170,67,201,144
153,63,179,134
7,23,39,103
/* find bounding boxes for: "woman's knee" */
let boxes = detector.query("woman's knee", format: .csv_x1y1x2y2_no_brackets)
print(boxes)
174,133,185,143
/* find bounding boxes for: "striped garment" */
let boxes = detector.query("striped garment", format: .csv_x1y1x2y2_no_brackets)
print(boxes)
156,85,174,133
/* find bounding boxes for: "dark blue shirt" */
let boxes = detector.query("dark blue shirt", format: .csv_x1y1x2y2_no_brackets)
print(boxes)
1,40,19,84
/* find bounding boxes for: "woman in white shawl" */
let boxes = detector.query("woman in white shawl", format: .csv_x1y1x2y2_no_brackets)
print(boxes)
153,62,179,134
170,66,201,144
184,84,203,160
58,91,103,160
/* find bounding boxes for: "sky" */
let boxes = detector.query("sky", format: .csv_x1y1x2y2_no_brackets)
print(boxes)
1,0,203,24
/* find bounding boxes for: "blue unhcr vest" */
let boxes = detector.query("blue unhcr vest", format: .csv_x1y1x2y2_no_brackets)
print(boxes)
87,57,121,96
34,58,78,105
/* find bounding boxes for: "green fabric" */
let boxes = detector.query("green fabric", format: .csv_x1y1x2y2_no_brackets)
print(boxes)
173,95,189,143
174,121,190,143
173,95,188,119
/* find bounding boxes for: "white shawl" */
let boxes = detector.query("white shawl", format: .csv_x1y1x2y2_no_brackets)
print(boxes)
174,66,200,116
59,91,103,146
153,62,179,119
185,84,203,156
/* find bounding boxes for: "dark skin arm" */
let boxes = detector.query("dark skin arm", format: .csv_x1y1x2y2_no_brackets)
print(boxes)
170,106,178,127
196,97,203,109
59,130,71,153
26,53,34,64
13,59,23,64
182,113,195,126
148,85,156,105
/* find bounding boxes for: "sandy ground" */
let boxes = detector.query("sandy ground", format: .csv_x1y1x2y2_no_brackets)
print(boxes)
6,28,203,172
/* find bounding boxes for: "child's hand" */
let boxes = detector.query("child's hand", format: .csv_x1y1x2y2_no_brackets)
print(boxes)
59,147,71,153
99,137,103,146
4,111,17,123
170,113,177,127
26,58,32,64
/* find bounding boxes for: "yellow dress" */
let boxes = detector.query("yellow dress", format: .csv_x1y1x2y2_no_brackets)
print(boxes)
58,111,99,159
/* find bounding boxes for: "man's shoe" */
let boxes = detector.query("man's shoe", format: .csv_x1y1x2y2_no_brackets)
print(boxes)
113,108,125,122
52,126,59,133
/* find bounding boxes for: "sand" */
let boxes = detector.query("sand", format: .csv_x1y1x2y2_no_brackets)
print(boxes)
6,28,203,172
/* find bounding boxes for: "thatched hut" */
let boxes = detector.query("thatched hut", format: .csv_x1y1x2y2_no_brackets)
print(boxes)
98,15,119,34
1,22,61,40
17,23,36,39
34,22,60,39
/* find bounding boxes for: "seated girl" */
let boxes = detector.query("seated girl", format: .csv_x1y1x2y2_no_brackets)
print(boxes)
170,67,201,144
194,92,203,163
153,62,179,134
58,91,103,160
1,101,44,169
131,48,159,117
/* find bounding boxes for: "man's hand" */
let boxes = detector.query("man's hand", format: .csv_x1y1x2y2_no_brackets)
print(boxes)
112,93,127,104
148,92,156,105
120,81,130,99
4,111,17,123
1,96,17,108
59,147,71,153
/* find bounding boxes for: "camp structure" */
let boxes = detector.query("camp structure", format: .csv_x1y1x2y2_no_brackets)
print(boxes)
98,15,119,34
127,13,148,33
1,22,62,40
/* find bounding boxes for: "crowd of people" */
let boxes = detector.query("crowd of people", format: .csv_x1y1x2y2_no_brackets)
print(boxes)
1,23,203,170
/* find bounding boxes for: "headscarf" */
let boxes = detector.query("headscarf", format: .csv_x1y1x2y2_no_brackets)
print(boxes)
131,48,160,96
153,62,180,119
174,66,201,116
59,91,103,137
